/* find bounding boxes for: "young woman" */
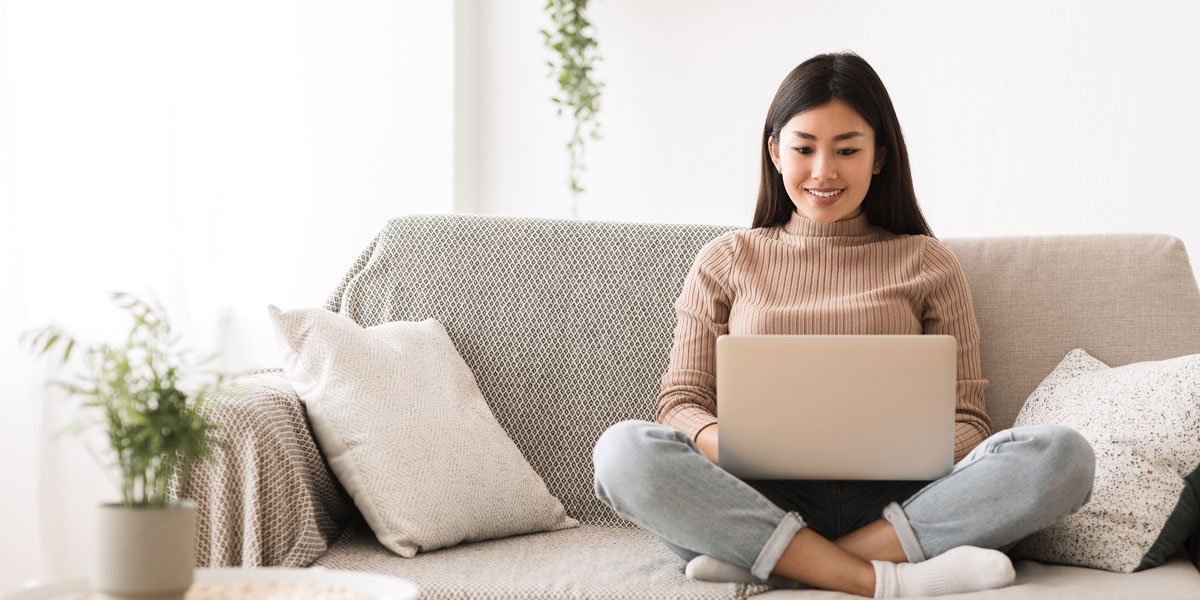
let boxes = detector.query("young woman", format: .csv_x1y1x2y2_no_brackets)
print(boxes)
591,51,1096,598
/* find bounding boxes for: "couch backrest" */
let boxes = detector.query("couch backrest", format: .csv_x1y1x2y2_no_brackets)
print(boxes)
325,214,1200,527
943,233,1200,429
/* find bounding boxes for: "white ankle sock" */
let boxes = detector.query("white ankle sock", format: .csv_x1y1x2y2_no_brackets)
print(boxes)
685,555,807,589
872,546,1015,598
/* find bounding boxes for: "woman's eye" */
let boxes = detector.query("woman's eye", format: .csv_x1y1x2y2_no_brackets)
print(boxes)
791,147,859,156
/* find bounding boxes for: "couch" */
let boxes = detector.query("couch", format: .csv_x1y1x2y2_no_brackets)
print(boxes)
181,213,1200,599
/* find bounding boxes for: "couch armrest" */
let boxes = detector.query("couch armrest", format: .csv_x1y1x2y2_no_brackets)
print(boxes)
173,368,354,567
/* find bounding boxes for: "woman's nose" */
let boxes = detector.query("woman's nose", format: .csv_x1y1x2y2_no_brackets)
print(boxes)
811,152,836,180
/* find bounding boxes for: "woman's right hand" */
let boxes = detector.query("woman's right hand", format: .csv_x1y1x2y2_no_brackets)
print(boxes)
695,422,719,464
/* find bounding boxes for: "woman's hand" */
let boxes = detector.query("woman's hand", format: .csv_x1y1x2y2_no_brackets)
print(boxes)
695,422,719,464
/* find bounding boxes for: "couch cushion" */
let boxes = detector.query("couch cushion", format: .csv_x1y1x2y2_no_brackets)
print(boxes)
1009,348,1200,572
754,552,1200,599
323,214,741,528
313,520,1200,599
268,306,579,558
312,519,763,599
941,234,1200,431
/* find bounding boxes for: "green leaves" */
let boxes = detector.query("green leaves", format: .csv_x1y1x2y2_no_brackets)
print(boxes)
540,0,604,218
21,324,73,365
20,291,235,507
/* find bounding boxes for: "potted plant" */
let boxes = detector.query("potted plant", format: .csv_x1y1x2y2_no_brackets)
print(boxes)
23,291,233,600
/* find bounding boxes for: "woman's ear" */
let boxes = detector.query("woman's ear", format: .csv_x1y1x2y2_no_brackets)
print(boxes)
768,137,782,173
874,145,887,174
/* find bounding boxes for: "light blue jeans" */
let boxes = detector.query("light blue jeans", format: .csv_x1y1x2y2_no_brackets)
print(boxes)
592,420,1095,582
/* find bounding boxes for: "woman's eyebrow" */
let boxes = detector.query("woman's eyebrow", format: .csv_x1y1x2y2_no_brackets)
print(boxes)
791,131,864,141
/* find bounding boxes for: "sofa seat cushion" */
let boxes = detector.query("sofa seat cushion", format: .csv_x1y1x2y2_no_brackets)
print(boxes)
310,520,1200,599
312,520,767,599
755,550,1200,599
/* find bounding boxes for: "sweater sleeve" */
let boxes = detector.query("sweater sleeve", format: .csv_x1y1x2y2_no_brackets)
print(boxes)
922,237,993,462
655,233,736,442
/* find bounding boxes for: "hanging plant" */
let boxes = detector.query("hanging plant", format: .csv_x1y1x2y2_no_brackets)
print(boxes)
541,0,604,219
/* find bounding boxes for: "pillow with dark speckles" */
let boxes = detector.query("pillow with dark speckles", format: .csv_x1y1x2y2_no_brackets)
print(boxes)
1010,348,1200,573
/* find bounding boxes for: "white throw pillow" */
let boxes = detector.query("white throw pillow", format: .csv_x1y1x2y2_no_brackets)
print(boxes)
1010,348,1200,572
267,305,579,558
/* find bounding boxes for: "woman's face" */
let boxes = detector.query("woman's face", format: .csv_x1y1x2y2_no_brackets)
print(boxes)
768,99,886,223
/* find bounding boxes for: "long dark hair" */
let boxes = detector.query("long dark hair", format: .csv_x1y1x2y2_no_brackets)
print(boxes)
753,51,933,237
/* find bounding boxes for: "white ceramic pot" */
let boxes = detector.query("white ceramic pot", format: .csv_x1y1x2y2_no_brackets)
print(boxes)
90,500,197,600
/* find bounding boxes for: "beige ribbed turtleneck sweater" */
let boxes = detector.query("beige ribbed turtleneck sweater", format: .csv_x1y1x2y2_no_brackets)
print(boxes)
656,208,992,463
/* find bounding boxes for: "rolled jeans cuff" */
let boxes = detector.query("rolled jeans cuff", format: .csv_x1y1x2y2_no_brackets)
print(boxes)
751,511,806,580
882,501,927,562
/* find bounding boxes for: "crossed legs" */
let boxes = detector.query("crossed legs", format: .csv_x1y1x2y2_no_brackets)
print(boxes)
592,420,1094,597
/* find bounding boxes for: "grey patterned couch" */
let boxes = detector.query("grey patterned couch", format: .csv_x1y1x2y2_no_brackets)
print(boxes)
184,213,1200,599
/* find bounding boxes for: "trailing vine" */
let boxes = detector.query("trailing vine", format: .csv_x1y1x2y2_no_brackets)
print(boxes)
541,0,603,218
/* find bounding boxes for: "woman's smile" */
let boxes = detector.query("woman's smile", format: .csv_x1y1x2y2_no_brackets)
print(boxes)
806,188,845,206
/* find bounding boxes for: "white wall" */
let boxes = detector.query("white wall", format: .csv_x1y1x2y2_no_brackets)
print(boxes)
1,0,455,591
478,0,1200,277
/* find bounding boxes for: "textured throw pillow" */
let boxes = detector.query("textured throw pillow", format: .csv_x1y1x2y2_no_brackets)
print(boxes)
267,305,579,558
1010,348,1200,572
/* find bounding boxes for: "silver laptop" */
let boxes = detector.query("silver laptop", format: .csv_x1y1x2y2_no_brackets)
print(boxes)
715,334,956,481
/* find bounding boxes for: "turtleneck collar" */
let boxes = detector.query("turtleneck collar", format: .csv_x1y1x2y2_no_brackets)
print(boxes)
781,208,874,237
